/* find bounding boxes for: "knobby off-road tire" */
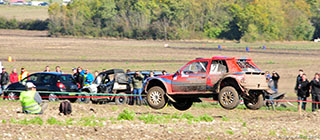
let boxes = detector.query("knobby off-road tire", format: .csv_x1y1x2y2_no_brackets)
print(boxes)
76,91,91,104
115,92,128,105
244,92,264,110
218,86,240,110
147,86,167,109
172,99,193,111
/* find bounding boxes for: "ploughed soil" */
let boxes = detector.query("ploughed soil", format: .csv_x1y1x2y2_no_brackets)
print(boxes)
0,100,319,140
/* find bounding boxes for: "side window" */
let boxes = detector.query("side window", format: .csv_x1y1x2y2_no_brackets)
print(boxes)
41,75,56,84
210,60,228,74
23,74,39,83
182,61,209,74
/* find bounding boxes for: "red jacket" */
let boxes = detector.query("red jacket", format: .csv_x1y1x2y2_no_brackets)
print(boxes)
9,72,19,83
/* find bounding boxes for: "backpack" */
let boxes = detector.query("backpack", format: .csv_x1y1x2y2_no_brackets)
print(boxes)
59,101,72,115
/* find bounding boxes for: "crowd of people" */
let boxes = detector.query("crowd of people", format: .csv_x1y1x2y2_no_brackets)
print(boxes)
294,69,320,112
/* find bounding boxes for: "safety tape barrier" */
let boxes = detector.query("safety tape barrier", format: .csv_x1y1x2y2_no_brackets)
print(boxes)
2,90,320,103
2,90,144,96
200,98,320,104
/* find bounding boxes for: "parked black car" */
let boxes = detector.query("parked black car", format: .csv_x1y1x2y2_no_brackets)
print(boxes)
3,72,80,102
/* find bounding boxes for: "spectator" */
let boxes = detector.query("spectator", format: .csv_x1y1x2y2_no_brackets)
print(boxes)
9,68,19,83
94,70,101,85
162,70,167,75
297,74,310,111
265,71,271,80
310,73,320,112
19,82,47,114
295,69,304,93
0,68,9,95
149,71,154,78
83,69,94,86
19,67,29,81
130,71,144,105
265,75,276,109
73,67,84,88
56,66,63,73
272,71,280,90
44,66,50,72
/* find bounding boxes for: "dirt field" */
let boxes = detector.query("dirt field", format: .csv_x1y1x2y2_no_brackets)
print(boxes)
0,100,319,140
1,29,320,97
1,29,320,139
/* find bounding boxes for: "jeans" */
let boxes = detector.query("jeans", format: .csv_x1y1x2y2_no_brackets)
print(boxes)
133,88,143,101
0,85,7,96
312,94,320,112
298,96,307,110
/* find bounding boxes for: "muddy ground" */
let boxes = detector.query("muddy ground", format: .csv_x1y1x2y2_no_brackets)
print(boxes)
0,100,319,140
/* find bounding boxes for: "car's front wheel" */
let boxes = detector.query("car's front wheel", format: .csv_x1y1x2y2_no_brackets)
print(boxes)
115,92,128,105
76,91,91,104
147,86,167,109
218,86,240,110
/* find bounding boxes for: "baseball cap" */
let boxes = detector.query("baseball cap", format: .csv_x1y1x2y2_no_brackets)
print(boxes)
26,82,36,88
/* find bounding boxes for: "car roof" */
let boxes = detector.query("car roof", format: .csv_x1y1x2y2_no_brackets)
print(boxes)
99,69,124,75
33,72,71,76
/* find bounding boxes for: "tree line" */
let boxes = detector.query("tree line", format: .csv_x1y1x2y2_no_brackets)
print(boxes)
8,0,320,42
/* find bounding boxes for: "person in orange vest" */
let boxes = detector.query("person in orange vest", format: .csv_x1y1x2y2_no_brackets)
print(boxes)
19,68,29,81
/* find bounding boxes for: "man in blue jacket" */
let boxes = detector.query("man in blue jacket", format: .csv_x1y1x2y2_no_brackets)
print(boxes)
83,69,94,86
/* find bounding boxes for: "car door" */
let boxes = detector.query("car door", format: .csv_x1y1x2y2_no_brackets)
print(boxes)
172,60,209,93
37,74,56,93
207,60,229,90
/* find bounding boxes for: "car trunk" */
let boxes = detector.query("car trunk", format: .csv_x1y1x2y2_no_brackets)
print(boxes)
243,72,268,90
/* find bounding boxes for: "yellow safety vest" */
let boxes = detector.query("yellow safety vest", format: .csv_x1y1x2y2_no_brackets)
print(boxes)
19,91,42,114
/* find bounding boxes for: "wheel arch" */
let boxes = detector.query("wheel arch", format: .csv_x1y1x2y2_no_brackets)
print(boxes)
218,77,243,95
145,78,168,94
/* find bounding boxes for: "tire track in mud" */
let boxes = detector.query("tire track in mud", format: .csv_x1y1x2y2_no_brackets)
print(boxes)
0,58,187,63
167,46,320,56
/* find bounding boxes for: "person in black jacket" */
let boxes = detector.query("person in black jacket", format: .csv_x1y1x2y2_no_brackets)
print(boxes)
272,71,280,91
297,74,310,110
310,73,320,112
295,69,304,93
73,67,84,88
0,68,9,96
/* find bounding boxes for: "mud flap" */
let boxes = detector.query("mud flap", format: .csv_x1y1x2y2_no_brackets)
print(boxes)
165,93,176,103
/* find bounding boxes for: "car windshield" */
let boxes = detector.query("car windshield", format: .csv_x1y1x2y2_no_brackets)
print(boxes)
59,75,75,83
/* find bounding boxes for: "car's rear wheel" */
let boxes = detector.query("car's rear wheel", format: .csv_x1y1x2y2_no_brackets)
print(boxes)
147,86,167,109
244,91,264,110
172,99,193,111
76,91,90,104
115,92,128,105
218,86,240,110
48,93,59,102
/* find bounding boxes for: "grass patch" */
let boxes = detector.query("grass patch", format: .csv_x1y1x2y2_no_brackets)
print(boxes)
10,117,43,125
226,130,234,135
221,116,230,121
117,109,135,120
78,115,104,127
138,112,214,124
46,117,64,125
